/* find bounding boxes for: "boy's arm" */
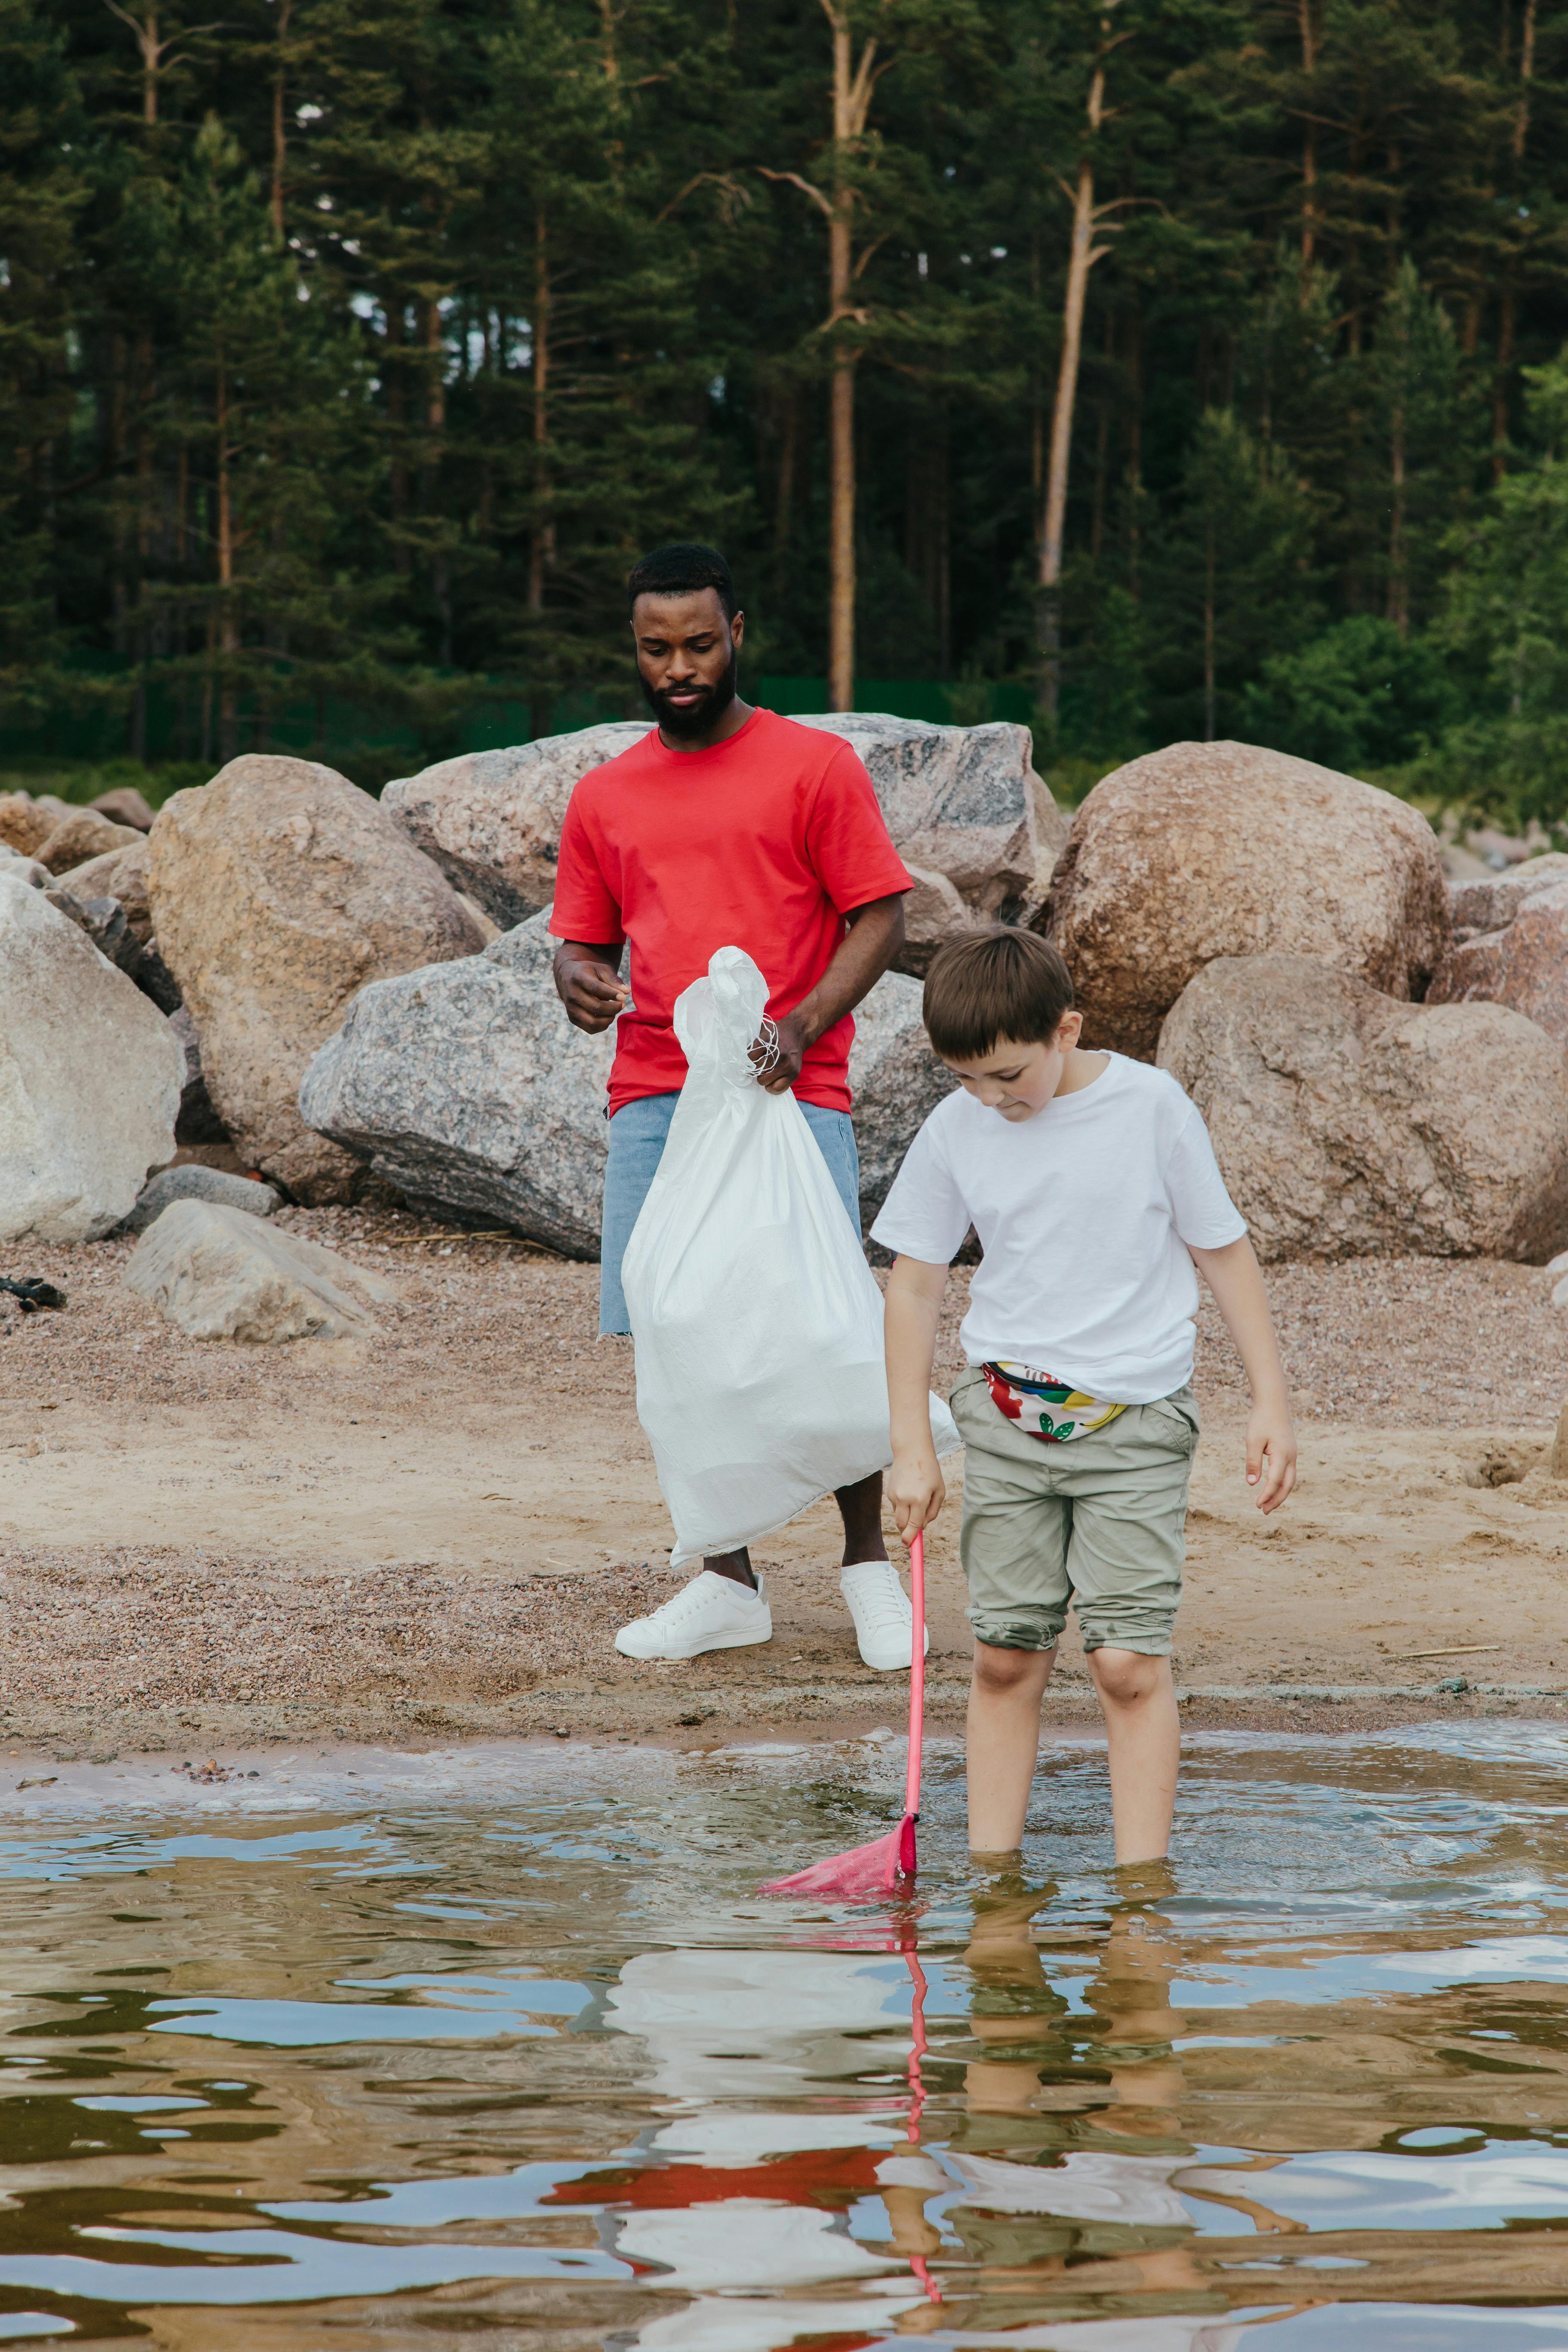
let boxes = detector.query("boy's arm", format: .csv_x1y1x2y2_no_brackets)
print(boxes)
884,1254,950,1540
1188,1236,1296,1513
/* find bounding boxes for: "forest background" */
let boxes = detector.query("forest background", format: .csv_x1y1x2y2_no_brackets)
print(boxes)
3,0,1567,824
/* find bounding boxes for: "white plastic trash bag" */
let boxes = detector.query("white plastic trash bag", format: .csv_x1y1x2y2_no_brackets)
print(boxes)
622,946,958,1567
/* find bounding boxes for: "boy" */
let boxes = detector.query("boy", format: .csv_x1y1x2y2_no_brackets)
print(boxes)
874,929,1295,1866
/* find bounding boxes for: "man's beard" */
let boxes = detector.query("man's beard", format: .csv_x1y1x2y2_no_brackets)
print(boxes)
641,647,738,739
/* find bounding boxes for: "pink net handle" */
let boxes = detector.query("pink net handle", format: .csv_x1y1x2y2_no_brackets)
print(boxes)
904,1530,925,1821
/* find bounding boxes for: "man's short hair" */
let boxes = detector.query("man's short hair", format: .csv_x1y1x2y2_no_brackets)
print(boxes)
627,542,737,621
923,928,1075,1062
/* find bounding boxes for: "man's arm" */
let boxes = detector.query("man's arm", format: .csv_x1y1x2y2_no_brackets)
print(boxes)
756,893,907,1094
884,1252,950,1541
554,939,626,1033
1188,1235,1297,1513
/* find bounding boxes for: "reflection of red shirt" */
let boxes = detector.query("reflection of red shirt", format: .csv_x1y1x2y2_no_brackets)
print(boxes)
549,709,911,1116
546,2144,885,2211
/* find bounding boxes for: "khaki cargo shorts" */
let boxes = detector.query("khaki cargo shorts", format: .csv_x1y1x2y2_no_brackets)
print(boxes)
949,1367,1199,1657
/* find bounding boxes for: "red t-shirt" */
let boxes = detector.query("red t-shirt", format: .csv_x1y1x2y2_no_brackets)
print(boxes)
548,708,912,1115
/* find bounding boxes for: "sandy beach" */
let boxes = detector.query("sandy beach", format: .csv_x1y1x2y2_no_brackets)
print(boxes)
3,1204,1567,1761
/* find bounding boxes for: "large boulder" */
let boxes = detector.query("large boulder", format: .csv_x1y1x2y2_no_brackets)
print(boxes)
0,874,181,1243
1158,953,1568,1263
845,970,956,1225
383,714,1066,974
1445,852,1568,946
123,1199,396,1342
300,912,951,1250
146,754,489,1204
1048,741,1449,1060
35,808,146,875
0,792,58,858
381,723,649,930
300,912,616,1255
1429,870,1568,1044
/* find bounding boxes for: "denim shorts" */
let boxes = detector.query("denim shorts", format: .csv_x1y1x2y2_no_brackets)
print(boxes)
599,1090,861,1336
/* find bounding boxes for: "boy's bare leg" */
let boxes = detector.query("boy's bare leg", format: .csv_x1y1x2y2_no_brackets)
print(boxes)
967,1641,1056,1853
1087,1648,1179,1865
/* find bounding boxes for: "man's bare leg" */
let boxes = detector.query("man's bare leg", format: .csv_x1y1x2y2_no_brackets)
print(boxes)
704,1470,888,1588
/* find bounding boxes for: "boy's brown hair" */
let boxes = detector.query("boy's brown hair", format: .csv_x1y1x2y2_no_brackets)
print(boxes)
922,927,1075,1062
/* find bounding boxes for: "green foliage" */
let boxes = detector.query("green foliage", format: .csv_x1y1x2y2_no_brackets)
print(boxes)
4,0,1568,793
1241,617,1460,773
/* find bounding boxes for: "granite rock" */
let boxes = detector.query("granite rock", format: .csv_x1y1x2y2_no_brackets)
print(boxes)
123,1198,397,1341
0,844,49,889
298,910,617,1255
382,723,650,928
63,838,152,942
0,873,181,1243
1429,862,1568,1051
0,793,56,858
168,1005,230,1144
89,785,157,832
300,910,949,1249
1158,952,1568,1263
35,808,146,875
384,713,1066,974
121,1164,281,1232
1049,739,1450,1059
846,969,956,1226
147,753,489,1204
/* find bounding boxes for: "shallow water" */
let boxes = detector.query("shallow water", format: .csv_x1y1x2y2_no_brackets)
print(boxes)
1,1727,1568,2350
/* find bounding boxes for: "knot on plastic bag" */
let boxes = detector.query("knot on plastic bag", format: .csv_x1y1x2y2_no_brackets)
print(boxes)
674,946,775,1091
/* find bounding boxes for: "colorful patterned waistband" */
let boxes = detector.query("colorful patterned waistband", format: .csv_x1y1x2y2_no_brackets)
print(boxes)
981,1361,1130,1445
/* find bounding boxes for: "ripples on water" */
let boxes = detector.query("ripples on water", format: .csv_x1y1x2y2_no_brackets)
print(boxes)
0,1726,1566,2349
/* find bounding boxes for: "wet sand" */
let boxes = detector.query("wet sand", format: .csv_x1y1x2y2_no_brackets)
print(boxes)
3,1208,1568,1758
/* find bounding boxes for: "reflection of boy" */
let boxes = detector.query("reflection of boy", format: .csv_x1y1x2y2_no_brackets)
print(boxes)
876,930,1296,1867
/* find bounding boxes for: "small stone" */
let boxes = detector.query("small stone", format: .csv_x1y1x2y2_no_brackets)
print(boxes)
34,809,146,876
1553,1275,1568,1309
0,844,49,889
88,785,157,833
120,1165,281,1233
58,838,151,942
0,792,55,858
122,1198,398,1342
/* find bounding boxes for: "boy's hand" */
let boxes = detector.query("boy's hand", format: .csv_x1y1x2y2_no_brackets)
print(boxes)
1245,1402,1296,1513
888,1446,946,1541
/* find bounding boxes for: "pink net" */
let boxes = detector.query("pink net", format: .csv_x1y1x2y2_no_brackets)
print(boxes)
759,1811,916,1900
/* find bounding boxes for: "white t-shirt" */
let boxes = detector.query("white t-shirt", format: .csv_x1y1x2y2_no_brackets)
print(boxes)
870,1053,1246,1402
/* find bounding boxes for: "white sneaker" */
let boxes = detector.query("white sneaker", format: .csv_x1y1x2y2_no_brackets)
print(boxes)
614,1569,772,1661
840,1560,928,1672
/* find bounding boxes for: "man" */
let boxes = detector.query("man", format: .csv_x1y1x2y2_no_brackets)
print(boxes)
550,541,917,1667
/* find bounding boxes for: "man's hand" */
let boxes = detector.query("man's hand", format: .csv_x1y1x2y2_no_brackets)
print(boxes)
1246,1401,1296,1513
555,944,627,1035
753,1010,808,1093
888,1446,946,1542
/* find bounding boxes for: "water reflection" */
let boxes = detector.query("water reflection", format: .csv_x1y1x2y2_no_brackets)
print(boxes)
0,1730,1564,2346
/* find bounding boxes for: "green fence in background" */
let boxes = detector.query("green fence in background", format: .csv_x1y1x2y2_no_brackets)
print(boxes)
0,661,1036,784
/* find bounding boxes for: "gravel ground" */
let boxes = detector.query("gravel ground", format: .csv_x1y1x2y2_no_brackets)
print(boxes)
3,1213,1567,1757
4,1205,1566,1427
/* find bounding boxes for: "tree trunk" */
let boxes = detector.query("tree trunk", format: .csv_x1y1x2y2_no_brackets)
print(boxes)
386,302,410,578
826,7,858,713
528,208,554,617
1038,17,1113,721
270,0,291,239
1492,282,1515,482
1388,399,1407,638
1125,300,1142,600
1514,0,1537,159
216,353,239,763
774,383,798,570
1091,308,1113,559
1299,0,1317,266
